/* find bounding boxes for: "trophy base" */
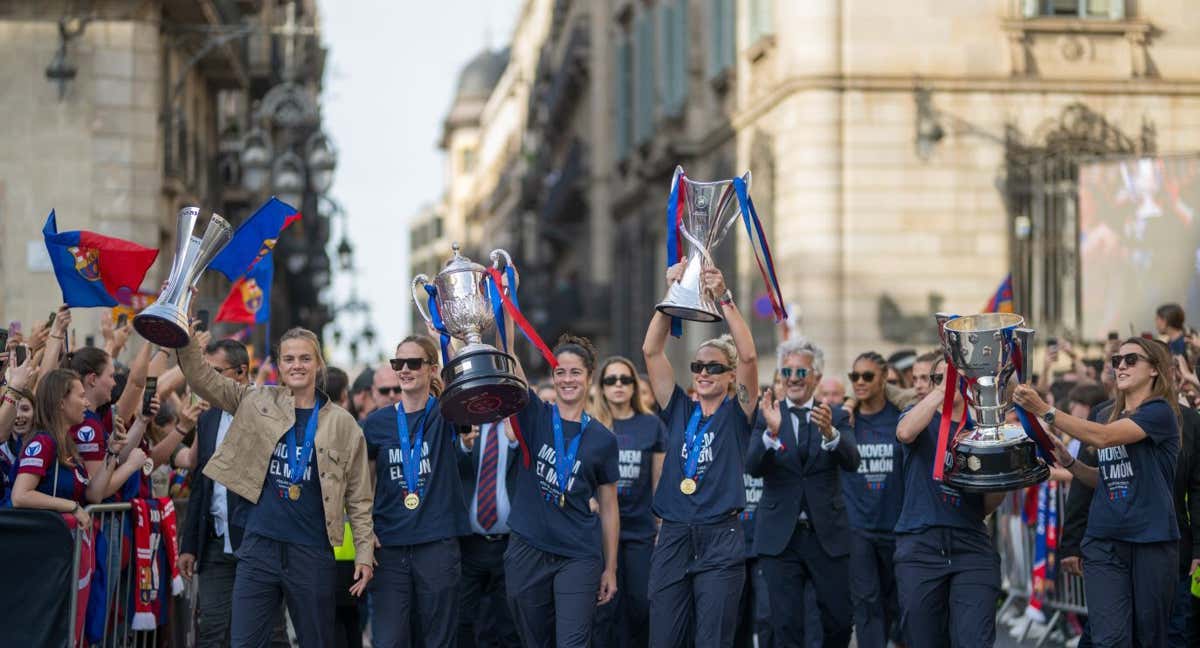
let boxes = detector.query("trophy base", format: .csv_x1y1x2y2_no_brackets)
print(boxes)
133,305,191,348
440,345,529,425
656,281,722,323
945,434,1050,493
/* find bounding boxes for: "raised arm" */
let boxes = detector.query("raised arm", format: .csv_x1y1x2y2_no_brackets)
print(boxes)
708,267,758,418
897,388,943,444
178,335,248,414
116,341,154,425
0,359,36,444
1013,384,1147,449
643,264,685,409
38,305,71,378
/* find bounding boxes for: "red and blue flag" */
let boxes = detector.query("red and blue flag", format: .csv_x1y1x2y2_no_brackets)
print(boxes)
215,252,273,325
984,273,1014,313
42,210,159,308
209,197,300,281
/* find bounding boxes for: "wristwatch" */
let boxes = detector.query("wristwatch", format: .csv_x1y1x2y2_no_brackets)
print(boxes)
1041,408,1056,426
717,289,734,307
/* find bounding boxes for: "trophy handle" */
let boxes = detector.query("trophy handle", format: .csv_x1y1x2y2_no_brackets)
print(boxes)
933,312,959,359
1013,328,1035,384
411,275,434,328
489,249,516,293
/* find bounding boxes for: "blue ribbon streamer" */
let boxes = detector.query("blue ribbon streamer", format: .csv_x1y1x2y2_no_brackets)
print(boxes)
486,272,508,353
731,177,787,322
1005,329,1056,466
665,177,683,338
423,284,452,367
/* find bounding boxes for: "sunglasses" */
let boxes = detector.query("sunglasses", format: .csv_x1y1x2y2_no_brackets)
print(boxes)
779,367,808,380
390,357,428,371
690,362,732,375
848,371,877,383
1110,353,1151,369
602,375,637,386
377,386,403,396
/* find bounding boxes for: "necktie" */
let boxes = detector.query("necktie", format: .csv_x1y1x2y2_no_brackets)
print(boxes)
476,424,499,531
788,406,810,458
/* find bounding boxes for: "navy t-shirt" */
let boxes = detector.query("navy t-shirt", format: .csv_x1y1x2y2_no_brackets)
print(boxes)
1086,398,1180,543
893,413,987,536
841,402,905,532
1168,336,1187,356
17,432,90,503
244,407,328,548
613,414,667,541
740,473,764,558
509,388,620,560
363,401,471,546
653,386,754,525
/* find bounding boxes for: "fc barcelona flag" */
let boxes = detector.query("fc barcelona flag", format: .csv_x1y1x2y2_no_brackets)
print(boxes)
216,252,273,325
42,211,159,308
984,273,1015,313
209,197,300,281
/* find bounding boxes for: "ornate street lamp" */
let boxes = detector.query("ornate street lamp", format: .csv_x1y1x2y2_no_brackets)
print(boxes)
240,129,273,192
306,131,337,194
336,237,354,271
272,151,306,208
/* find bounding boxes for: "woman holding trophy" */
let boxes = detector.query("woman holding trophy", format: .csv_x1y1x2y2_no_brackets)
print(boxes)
642,262,760,648
1014,338,1181,647
360,334,471,647
178,324,375,648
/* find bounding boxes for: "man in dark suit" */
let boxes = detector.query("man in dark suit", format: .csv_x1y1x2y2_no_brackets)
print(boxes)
747,339,860,648
179,339,287,648
456,418,522,648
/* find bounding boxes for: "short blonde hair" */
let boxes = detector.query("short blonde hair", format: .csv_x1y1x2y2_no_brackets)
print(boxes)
697,334,738,368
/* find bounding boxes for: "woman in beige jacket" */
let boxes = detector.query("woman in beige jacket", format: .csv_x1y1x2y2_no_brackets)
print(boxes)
178,326,374,648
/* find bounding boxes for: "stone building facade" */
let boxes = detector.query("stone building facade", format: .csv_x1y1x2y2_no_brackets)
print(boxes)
0,0,335,343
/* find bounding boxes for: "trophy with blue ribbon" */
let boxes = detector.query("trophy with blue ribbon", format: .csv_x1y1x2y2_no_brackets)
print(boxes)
932,312,1055,492
657,166,787,330
412,245,528,426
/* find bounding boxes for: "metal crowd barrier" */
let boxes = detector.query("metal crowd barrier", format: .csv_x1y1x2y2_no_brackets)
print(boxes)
994,484,1088,648
67,502,197,648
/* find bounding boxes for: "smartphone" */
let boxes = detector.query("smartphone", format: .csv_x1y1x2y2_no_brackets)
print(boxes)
47,311,57,327
1047,336,1058,349
13,345,27,366
116,313,128,329
0,328,7,353
85,334,96,348
1108,331,1119,341
142,377,158,416
196,309,210,332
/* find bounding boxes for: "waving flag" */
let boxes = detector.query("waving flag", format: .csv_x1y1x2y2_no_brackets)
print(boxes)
216,252,273,325
984,273,1014,313
1025,480,1059,623
43,211,159,308
209,197,300,281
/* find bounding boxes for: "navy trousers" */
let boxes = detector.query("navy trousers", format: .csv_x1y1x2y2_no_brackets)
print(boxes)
894,527,999,648
848,529,899,648
371,538,462,648
592,536,654,648
230,533,335,648
457,534,521,648
648,517,746,648
760,523,852,648
503,534,603,648
1082,537,1178,648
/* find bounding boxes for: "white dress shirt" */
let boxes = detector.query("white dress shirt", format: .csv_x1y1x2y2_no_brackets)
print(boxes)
209,411,234,554
464,421,515,535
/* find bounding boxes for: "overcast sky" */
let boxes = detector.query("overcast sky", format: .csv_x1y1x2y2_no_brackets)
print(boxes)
317,0,521,368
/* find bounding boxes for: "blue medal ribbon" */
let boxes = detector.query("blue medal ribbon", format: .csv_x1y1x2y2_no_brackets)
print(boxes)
286,398,322,490
552,405,590,505
423,284,453,367
683,401,720,480
396,395,436,499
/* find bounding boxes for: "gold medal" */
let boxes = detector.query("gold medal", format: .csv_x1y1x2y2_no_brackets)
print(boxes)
404,493,420,510
680,478,697,495
288,484,302,501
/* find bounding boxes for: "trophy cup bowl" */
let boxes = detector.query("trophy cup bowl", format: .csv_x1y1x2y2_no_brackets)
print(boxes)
134,208,233,348
412,244,528,425
940,313,1050,492
656,166,751,323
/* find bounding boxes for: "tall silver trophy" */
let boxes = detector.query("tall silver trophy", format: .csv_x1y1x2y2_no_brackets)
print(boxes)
656,166,752,322
412,244,527,425
134,207,233,348
936,312,1050,492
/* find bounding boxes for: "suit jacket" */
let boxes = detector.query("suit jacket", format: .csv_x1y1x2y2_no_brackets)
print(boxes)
1173,406,1200,575
180,408,248,570
457,423,519,530
746,405,859,557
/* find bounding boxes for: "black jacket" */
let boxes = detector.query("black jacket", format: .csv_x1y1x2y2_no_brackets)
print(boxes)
746,406,859,557
1173,406,1200,574
180,408,247,569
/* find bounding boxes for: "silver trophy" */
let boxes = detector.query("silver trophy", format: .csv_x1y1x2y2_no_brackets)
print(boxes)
657,165,752,322
936,312,1049,492
412,244,527,425
134,207,233,348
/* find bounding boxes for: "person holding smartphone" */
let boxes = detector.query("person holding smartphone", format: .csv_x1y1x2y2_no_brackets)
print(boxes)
1014,338,1181,647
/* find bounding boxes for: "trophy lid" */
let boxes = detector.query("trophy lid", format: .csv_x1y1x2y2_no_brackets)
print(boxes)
441,243,486,275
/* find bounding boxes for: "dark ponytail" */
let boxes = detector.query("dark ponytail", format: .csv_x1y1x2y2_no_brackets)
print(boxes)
553,334,598,374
